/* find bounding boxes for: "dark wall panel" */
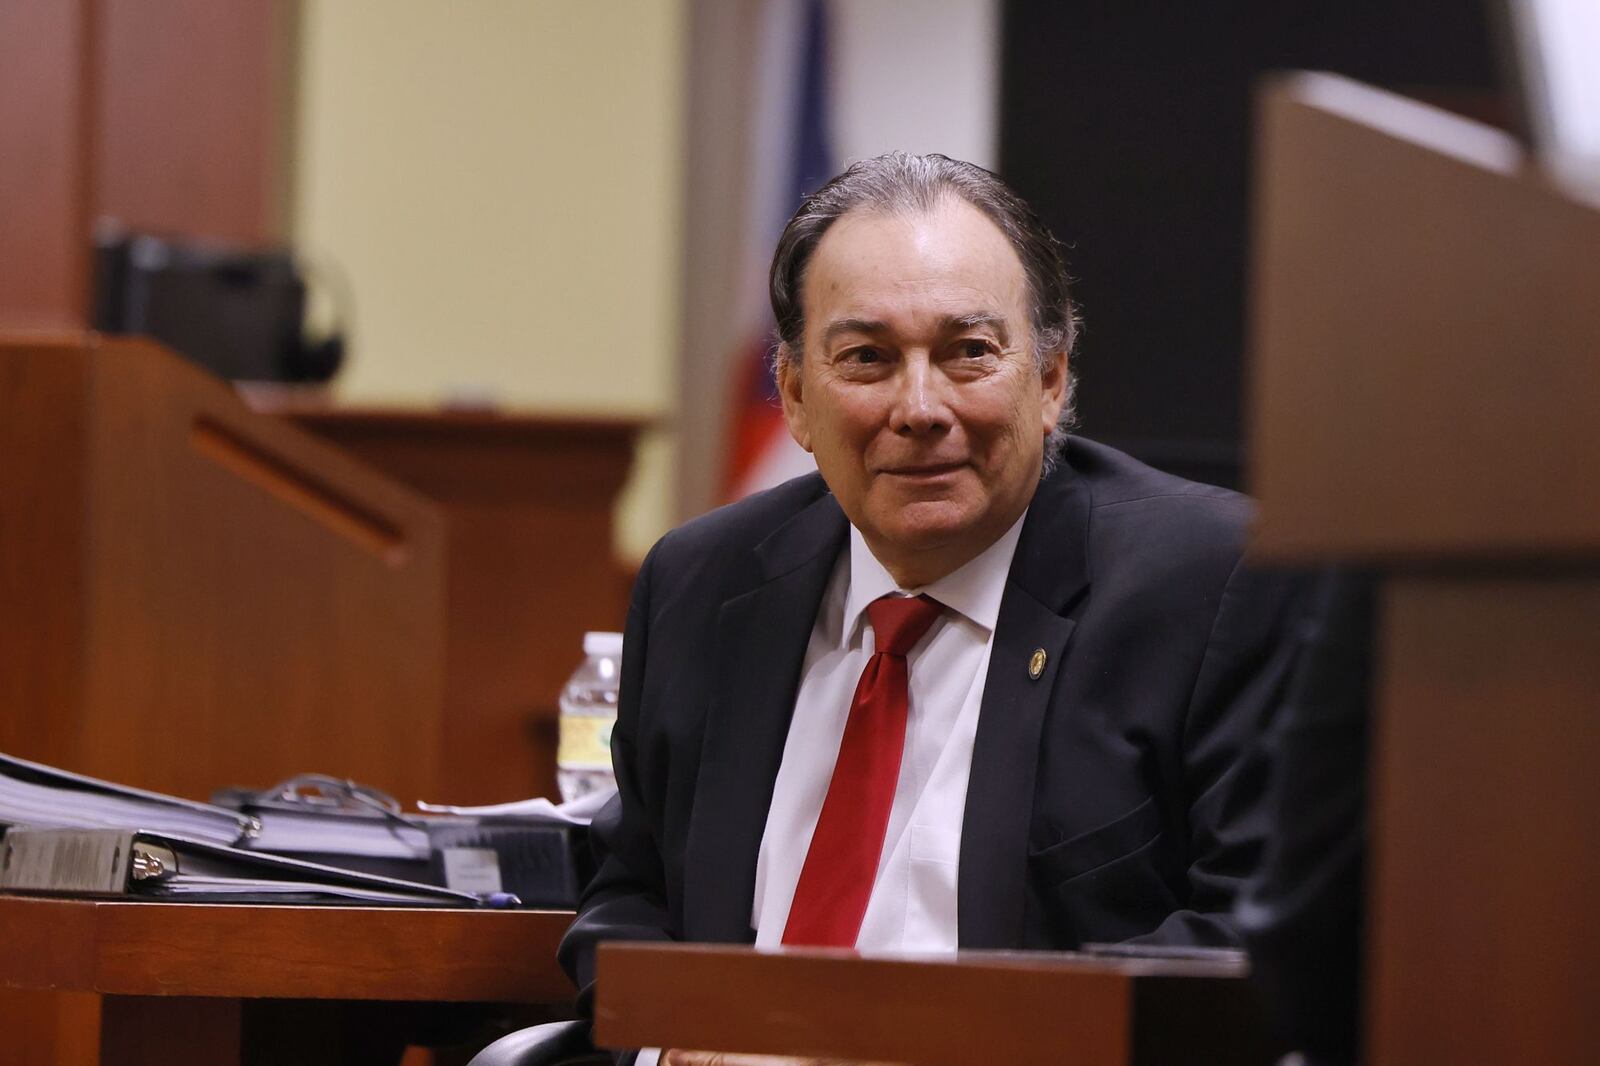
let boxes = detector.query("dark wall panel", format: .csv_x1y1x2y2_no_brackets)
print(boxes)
1000,0,1500,487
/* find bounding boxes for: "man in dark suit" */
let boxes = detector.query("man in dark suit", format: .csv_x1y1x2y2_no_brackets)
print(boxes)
558,154,1303,1064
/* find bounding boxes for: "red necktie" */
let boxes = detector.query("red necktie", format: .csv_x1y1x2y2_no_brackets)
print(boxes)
782,594,944,947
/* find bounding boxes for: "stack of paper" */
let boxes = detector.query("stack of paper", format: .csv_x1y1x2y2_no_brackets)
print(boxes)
0,752,255,847
416,785,614,825
243,806,432,859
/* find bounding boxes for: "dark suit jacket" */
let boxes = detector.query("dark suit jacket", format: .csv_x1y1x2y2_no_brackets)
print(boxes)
559,437,1304,1010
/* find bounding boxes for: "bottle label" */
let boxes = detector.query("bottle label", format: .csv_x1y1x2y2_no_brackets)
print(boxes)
558,716,614,770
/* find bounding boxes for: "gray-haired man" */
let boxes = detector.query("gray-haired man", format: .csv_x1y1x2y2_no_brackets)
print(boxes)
563,153,1303,1064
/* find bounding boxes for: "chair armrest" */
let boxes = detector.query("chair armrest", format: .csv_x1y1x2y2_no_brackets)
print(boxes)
467,1019,611,1066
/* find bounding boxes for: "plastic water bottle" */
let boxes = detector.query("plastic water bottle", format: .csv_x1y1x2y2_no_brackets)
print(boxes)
556,631,623,803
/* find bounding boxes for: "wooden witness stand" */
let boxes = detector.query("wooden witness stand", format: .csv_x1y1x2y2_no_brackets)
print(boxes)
0,896,574,1066
595,944,1273,1066
1249,76,1600,1063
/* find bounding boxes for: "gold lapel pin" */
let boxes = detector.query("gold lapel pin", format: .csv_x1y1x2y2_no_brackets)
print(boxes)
1028,648,1047,680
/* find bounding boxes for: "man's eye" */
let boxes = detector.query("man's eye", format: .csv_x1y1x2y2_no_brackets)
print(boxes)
959,339,995,358
847,347,881,364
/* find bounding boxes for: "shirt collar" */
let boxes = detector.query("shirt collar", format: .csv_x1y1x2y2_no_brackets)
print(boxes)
842,510,1029,645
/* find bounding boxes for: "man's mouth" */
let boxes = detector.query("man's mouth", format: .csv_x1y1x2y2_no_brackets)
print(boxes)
881,460,966,477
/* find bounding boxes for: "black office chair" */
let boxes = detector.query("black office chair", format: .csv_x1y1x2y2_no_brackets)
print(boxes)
467,1019,612,1066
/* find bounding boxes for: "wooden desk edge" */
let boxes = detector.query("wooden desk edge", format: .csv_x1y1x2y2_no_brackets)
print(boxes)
594,944,1252,1065
0,895,577,1002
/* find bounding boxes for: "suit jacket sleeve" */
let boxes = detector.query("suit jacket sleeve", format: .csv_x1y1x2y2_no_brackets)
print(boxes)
557,540,675,1019
1236,570,1372,1059
1123,557,1310,946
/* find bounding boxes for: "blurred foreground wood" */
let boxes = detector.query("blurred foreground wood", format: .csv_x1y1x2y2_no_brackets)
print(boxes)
596,943,1273,1066
1251,74,1600,1064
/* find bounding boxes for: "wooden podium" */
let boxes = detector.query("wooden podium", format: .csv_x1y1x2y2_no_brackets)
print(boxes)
1250,75,1600,1064
0,334,447,802
0,333,450,1064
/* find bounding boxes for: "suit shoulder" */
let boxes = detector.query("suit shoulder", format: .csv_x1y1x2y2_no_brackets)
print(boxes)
652,472,830,562
1070,438,1250,528
635,472,833,609
1063,438,1252,572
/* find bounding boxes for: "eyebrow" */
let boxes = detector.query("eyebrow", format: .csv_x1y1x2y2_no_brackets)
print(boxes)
820,318,888,346
819,312,1014,347
948,312,1012,344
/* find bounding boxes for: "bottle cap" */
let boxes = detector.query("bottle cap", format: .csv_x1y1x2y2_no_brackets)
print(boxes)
583,631,624,658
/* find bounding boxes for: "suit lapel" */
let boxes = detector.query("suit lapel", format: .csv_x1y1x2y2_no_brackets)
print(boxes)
958,466,1091,948
682,492,848,942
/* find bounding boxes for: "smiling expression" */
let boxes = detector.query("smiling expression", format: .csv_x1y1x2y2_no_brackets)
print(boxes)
777,196,1068,587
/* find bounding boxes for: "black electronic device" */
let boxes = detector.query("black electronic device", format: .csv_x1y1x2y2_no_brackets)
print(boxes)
92,223,346,383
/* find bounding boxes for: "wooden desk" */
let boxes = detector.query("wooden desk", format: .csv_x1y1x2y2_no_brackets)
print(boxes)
595,944,1276,1066
0,896,575,1065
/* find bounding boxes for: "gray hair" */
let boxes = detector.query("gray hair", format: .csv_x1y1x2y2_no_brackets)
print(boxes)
769,151,1081,471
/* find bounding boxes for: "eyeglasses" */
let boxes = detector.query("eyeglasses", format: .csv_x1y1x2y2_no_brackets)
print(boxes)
250,773,426,830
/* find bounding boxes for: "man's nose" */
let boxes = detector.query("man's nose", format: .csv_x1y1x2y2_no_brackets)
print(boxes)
889,356,950,434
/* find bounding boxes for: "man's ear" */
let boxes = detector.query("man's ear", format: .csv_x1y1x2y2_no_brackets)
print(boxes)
1038,348,1069,433
776,347,813,452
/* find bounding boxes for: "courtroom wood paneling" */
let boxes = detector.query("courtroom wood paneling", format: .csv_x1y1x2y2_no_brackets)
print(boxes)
596,943,1274,1066
1249,75,1600,561
93,0,295,242
0,334,446,804
271,409,641,805
1369,578,1600,1065
0,343,90,761
0,0,95,327
0,1,293,329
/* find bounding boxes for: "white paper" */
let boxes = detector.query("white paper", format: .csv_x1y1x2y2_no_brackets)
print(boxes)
415,786,615,825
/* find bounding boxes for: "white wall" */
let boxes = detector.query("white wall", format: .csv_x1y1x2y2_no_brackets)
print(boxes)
293,0,684,561
832,0,999,168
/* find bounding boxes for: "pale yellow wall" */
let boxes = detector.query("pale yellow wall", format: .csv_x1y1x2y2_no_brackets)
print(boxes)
292,0,683,561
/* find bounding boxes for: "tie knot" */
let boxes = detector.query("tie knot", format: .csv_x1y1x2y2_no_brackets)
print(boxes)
866,595,943,658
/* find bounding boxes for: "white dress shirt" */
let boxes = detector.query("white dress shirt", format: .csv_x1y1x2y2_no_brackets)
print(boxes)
751,512,1026,950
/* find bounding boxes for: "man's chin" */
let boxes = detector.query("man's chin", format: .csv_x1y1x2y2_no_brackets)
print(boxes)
865,502,984,557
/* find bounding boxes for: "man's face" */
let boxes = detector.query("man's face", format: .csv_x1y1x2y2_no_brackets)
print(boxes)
777,197,1068,587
